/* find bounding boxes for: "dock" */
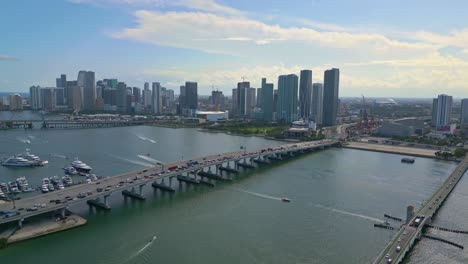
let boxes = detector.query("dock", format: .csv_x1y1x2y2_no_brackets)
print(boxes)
343,142,437,158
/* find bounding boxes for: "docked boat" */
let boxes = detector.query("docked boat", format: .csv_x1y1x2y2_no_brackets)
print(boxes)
8,181,21,194
0,190,6,199
41,184,49,193
48,183,55,192
0,183,8,194
62,176,73,186
281,197,291,203
71,158,92,172
2,156,35,167
56,182,65,190
16,176,33,192
63,166,78,175
401,158,415,164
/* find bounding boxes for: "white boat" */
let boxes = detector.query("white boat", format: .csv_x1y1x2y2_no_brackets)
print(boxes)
16,176,31,192
0,190,6,199
2,156,35,167
62,176,73,186
0,183,8,194
63,166,78,175
18,149,49,166
71,158,92,172
8,182,21,194
57,182,65,190
48,184,55,192
41,184,49,193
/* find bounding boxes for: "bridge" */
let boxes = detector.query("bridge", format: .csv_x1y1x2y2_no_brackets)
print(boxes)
0,139,339,226
0,119,159,129
373,155,468,264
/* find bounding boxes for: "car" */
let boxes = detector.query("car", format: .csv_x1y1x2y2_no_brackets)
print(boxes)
96,181,101,185
385,254,389,259
87,191,93,195
397,239,401,242
119,181,125,184
403,232,407,235
97,187,103,192
26,207,38,212
105,187,111,191
55,200,62,204
77,193,86,198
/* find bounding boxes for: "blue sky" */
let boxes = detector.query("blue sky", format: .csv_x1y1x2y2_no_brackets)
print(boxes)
1,0,468,97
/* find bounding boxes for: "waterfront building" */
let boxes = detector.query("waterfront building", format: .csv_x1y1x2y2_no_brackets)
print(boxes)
256,88,262,108
152,82,162,114
236,81,250,117
299,70,312,120
231,88,238,116
322,68,340,127
142,89,152,111
210,90,225,111
77,71,96,111
55,87,65,106
69,86,83,112
29,85,42,110
277,74,298,123
311,83,323,125
261,78,274,121
8,93,23,111
435,94,452,128
461,99,468,134
180,81,198,116
116,82,128,113
41,87,56,111
133,87,141,104
431,98,438,127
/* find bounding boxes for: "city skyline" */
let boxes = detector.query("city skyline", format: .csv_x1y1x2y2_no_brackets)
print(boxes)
1,0,468,97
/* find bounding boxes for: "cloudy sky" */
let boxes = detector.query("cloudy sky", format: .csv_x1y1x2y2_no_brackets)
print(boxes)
1,0,468,97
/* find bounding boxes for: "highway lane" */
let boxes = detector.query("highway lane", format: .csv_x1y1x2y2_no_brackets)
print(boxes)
374,156,468,264
0,140,337,225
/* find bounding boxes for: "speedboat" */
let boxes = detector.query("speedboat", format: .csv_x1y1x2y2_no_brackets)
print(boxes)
281,197,291,203
2,156,35,167
16,176,31,192
62,176,73,186
57,183,65,190
0,183,8,194
48,184,55,192
41,184,49,193
8,182,21,194
63,166,78,175
0,190,6,199
71,158,92,172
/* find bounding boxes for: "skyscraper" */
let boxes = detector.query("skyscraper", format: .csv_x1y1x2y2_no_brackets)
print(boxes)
299,70,312,120
116,82,128,113
77,71,96,111
152,82,162,114
247,87,256,117
431,98,438,127
29,86,42,110
256,88,262,108
184,81,198,115
461,99,468,134
261,78,274,121
237,81,250,117
311,83,323,125
277,74,298,123
210,90,225,110
144,82,150,91
322,68,340,127
41,87,56,111
435,94,453,127
231,88,238,115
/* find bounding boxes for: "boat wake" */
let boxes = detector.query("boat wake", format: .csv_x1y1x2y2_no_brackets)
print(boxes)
16,137,31,144
126,236,157,262
136,135,157,144
314,204,384,223
50,153,67,159
137,155,163,164
108,154,154,168
228,187,282,201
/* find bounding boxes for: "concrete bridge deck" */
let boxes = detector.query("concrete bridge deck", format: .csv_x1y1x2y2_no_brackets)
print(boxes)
373,155,468,264
0,139,338,226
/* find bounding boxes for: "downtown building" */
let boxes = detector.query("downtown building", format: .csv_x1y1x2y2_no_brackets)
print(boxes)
260,78,274,121
311,83,323,125
322,68,340,127
461,98,468,134
77,71,96,111
299,70,312,120
179,82,198,116
433,94,453,128
276,74,298,123
152,82,162,114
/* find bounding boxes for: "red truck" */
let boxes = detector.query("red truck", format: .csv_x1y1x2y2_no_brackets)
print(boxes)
168,165,178,171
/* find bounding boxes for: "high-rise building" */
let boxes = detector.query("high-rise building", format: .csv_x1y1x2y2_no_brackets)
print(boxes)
41,87,56,111
237,81,250,117
152,82,162,114
77,71,96,111
142,89,152,110
322,68,340,127
256,88,262,108
461,99,468,125
210,90,225,110
9,94,23,111
435,94,453,127
144,82,150,91
116,82,128,113
55,87,65,106
261,78,274,121
133,87,141,103
231,88,238,115
277,74,298,123
431,98,438,127
29,86,42,110
184,81,198,115
69,86,83,112
299,70,312,120
311,83,323,125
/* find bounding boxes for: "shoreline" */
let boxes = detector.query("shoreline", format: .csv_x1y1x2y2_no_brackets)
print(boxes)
343,141,438,159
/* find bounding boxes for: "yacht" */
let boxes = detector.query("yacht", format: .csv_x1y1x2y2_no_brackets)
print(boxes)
0,190,6,199
88,174,98,182
63,166,78,175
2,156,35,167
71,158,92,172
16,177,33,192
281,197,291,203
41,184,49,193
50,176,61,185
0,183,8,194
56,182,65,190
8,182,21,194
62,176,73,186
18,149,49,166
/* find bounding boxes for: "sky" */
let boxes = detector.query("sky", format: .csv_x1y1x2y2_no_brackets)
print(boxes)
1,0,468,97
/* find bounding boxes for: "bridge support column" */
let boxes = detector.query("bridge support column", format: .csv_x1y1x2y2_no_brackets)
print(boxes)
216,165,219,175
104,194,110,208
18,218,24,228
169,176,174,186
61,207,66,218
139,184,145,195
